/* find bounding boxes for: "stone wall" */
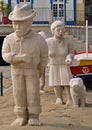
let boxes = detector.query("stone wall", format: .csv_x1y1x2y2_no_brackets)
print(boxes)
0,23,89,57
0,24,52,36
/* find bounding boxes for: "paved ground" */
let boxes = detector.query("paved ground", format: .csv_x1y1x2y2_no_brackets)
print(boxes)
0,66,92,130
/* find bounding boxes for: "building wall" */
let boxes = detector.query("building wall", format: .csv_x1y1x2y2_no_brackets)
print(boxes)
77,0,85,25
11,1,17,8
33,0,52,24
65,0,76,25
1,0,85,25
34,0,50,8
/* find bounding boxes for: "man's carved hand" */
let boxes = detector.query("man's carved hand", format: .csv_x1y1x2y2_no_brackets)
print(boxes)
13,54,32,63
22,54,32,63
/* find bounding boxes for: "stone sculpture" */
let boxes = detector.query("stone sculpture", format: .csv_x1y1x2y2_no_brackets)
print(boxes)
2,3,48,126
69,77,86,107
46,20,74,105
38,31,49,93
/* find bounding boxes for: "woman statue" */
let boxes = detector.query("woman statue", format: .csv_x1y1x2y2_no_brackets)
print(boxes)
46,20,74,105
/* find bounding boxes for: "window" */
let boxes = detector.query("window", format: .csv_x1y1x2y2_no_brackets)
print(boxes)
53,0,64,20
19,0,30,2
53,0,57,2
59,4,63,17
20,0,24,2
53,4,57,17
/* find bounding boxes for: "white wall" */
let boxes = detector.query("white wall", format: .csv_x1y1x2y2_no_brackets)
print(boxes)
33,0,52,23
1,0,52,23
11,1,17,8
34,0,50,8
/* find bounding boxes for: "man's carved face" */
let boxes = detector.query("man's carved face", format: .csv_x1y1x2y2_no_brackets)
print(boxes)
12,19,32,37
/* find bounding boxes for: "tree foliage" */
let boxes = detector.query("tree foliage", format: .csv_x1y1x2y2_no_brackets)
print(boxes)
85,0,92,6
0,0,11,17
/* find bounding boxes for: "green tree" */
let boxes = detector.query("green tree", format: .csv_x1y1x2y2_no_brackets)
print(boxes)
85,0,91,6
0,0,11,17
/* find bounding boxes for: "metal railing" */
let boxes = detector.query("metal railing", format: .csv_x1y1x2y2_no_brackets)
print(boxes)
0,72,3,96
0,71,12,96
65,25,92,45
